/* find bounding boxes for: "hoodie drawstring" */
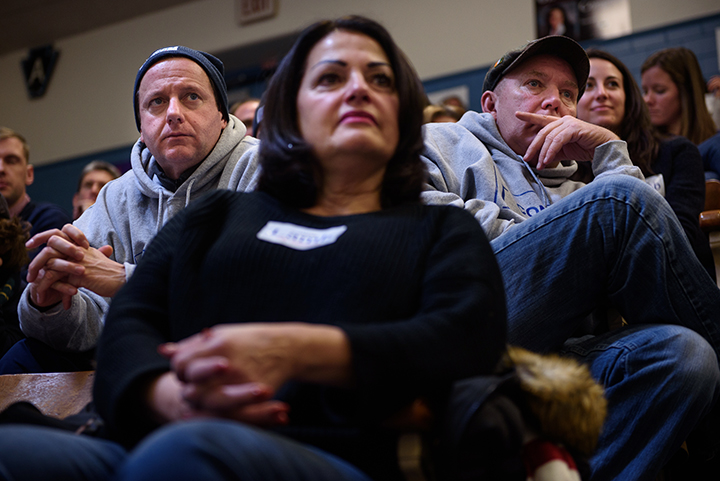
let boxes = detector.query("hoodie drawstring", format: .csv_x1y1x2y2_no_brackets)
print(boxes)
522,159,552,207
185,178,196,207
156,190,164,233
153,177,197,233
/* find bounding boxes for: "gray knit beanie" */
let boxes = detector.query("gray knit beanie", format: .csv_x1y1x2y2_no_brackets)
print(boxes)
133,45,229,131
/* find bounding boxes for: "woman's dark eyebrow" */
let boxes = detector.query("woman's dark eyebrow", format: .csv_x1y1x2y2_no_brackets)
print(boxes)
308,60,391,71
308,59,346,71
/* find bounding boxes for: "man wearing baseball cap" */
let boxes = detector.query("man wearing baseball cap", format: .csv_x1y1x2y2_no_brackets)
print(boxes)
421,36,720,479
1,46,261,373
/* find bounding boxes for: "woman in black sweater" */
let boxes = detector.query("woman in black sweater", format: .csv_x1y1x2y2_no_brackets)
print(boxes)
91,16,506,481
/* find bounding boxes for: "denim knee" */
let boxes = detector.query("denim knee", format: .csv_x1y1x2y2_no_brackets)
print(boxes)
582,174,661,205
116,420,373,481
657,326,720,402
664,326,720,376
564,324,720,406
115,420,262,480
563,325,720,480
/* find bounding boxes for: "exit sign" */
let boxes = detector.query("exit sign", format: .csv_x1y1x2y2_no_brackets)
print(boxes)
236,0,277,25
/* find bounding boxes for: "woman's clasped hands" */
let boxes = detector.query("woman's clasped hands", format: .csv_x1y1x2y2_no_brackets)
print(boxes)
154,324,294,427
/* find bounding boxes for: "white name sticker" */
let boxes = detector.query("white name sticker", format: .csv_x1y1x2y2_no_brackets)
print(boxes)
645,173,665,197
257,221,347,251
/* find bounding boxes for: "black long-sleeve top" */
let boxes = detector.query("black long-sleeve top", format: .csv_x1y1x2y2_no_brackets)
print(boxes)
653,137,715,280
94,190,506,480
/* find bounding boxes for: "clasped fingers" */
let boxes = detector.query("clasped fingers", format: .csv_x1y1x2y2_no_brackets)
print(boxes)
26,228,66,250
175,355,230,384
182,381,272,412
27,237,85,282
183,382,290,426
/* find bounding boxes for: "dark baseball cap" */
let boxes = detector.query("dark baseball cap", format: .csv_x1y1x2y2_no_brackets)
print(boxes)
483,36,589,99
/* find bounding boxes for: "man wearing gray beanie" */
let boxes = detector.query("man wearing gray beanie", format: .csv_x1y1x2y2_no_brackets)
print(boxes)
1,46,261,373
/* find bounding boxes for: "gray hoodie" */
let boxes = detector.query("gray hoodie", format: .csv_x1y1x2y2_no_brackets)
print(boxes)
19,115,261,351
420,111,643,241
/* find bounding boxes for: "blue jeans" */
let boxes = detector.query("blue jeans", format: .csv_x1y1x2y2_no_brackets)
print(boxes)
115,420,373,481
0,338,95,374
492,176,720,480
0,421,373,481
562,325,720,481
492,175,720,354
0,425,126,481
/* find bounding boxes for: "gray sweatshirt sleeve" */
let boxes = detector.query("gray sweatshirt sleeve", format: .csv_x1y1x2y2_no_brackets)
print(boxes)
592,140,644,180
17,180,133,352
18,288,109,352
420,124,520,241
421,159,515,240
538,140,645,203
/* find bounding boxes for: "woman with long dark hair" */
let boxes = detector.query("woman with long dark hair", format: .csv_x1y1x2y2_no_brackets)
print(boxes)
0,16,508,481
577,48,715,280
